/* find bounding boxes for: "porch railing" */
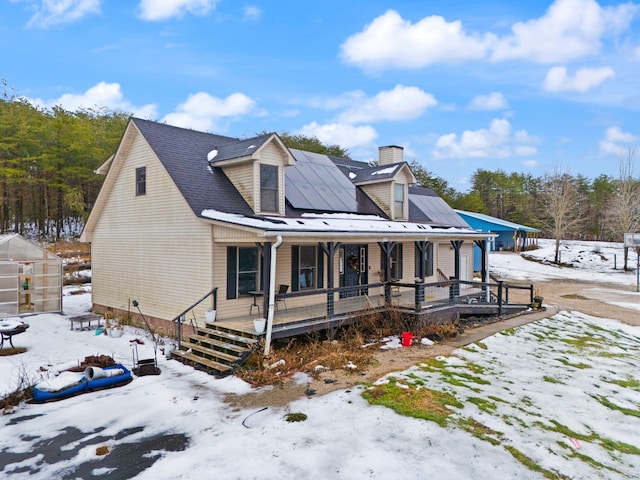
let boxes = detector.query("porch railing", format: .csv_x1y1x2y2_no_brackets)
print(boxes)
173,287,217,347
273,278,533,324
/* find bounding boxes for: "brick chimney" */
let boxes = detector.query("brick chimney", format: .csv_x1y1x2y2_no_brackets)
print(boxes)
378,145,404,165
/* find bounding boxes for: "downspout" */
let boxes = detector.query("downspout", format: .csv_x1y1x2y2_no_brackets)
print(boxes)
264,235,283,357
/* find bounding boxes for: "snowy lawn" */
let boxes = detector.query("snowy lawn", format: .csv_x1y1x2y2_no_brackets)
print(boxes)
366,311,640,480
0,241,639,479
490,239,638,285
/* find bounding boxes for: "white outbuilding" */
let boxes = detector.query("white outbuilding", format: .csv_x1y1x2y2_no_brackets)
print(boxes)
0,234,62,316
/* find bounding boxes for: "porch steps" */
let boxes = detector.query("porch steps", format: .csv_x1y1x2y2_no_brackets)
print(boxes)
171,322,259,377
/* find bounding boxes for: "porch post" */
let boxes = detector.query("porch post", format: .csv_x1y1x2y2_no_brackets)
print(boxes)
474,238,489,302
257,242,272,318
415,240,430,279
377,241,395,304
450,240,463,279
320,241,341,318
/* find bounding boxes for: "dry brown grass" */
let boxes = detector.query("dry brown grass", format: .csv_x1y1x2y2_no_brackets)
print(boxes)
236,308,464,388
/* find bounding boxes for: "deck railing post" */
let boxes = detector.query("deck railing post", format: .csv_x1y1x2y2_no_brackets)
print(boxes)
497,281,504,316
529,284,534,304
177,314,184,348
327,288,334,318
448,277,459,303
384,282,391,305
415,280,424,311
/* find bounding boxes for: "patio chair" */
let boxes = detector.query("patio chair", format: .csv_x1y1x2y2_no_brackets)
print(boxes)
276,284,289,311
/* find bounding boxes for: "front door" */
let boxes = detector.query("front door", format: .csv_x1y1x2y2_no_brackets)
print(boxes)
339,244,368,298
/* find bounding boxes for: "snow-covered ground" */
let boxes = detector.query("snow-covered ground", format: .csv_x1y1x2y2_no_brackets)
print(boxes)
0,240,639,479
491,238,639,285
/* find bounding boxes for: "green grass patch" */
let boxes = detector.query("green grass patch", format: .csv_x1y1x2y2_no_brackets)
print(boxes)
285,412,307,422
560,335,606,349
419,357,449,371
557,441,624,474
475,341,488,350
504,445,567,479
537,420,640,456
500,328,516,336
590,394,640,419
608,375,640,392
554,357,592,369
362,380,463,427
543,376,564,384
467,396,498,413
457,417,502,446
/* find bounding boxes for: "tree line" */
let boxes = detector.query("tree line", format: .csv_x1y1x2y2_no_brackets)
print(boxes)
0,97,128,240
1,98,638,259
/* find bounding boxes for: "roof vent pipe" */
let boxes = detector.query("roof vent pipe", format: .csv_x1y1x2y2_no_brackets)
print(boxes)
378,145,404,165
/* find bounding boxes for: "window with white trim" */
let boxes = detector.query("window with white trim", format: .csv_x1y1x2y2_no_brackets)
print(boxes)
260,164,278,213
393,183,404,218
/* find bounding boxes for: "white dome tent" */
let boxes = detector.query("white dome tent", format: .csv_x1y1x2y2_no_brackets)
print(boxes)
0,234,62,316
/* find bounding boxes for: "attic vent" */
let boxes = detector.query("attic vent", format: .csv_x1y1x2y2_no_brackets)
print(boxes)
207,150,218,162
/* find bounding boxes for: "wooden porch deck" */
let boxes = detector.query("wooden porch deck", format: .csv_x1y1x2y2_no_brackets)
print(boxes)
182,281,512,339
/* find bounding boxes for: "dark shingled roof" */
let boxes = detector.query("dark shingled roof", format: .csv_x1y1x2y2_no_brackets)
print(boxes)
350,162,406,184
129,118,465,229
131,118,255,217
210,133,274,163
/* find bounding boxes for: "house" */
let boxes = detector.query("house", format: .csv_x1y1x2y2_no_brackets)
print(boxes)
0,234,63,316
455,210,541,271
81,118,532,372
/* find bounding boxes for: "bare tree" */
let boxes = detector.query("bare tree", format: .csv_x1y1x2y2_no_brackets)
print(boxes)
608,148,640,269
542,165,584,264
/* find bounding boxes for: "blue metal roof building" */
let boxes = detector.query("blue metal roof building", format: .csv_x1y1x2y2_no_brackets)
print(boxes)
455,210,541,271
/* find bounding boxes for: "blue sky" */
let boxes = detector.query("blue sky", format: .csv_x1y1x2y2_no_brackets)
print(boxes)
2,0,639,191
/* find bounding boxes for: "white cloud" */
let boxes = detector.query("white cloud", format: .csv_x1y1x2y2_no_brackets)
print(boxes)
298,122,378,150
26,0,100,29
341,1,638,70
491,0,637,63
138,0,216,21
30,81,157,117
599,126,638,156
340,10,490,70
543,65,615,92
521,159,538,168
243,5,261,22
432,118,538,159
162,92,256,131
338,85,437,123
468,92,508,111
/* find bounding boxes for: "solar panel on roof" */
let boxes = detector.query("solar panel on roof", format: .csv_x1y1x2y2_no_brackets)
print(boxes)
286,149,358,212
409,194,469,228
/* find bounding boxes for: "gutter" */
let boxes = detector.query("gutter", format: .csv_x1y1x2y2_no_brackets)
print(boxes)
263,235,283,357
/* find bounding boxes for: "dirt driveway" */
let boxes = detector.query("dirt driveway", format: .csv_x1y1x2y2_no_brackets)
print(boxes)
533,279,640,326
226,278,640,409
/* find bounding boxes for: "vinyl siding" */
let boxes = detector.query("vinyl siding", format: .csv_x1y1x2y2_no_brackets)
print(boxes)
223,163,255,211
91,131,213,322
361,182,392,217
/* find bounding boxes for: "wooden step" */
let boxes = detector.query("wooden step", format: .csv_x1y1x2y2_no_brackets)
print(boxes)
186,333,252,355
180,340,241,365
196,326,259,347
170,350,232,375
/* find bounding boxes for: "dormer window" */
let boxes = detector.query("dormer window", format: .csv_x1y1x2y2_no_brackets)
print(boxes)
136,167,146,196
393,183,404,218
260,164,278,213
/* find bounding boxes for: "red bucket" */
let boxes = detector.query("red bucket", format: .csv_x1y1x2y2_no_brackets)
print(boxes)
401,331,413,347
